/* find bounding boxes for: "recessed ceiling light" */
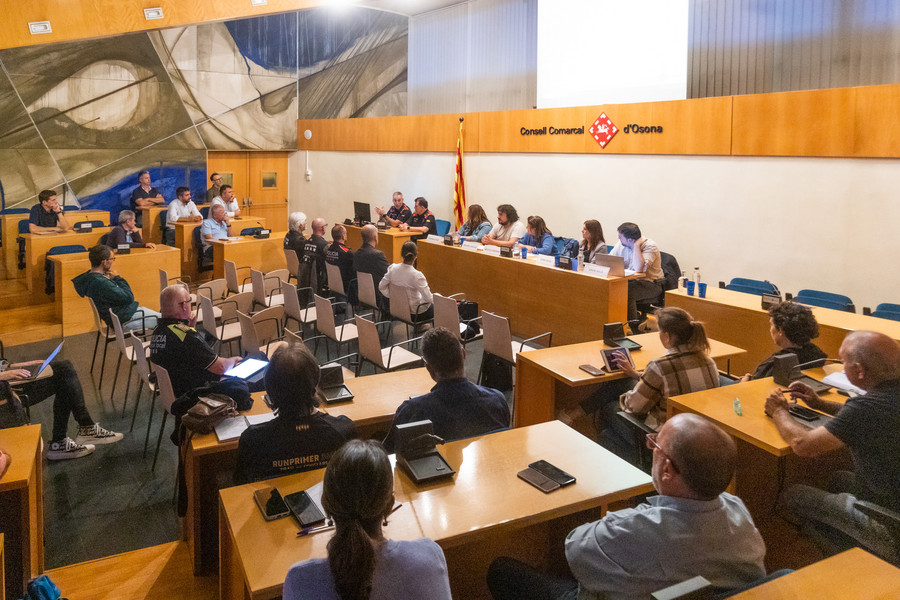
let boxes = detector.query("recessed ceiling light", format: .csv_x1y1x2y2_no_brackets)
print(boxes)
28,21,52,35
251,0,268,5
144,7,164,20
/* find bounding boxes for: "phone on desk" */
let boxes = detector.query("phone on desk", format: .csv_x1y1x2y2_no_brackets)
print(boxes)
517,468,560,493
284,490,327,528
529,460,576,486
253,487,291,521
579,364,605,376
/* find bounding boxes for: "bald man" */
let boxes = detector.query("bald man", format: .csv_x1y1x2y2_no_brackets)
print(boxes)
354,224,389,308
149,284,240,398
488,414,766,600
303,217,328,293
765,330,900,562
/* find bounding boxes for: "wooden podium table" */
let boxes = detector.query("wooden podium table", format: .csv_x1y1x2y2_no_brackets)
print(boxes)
218,421,653,600
417,241,629,346
174,217,266,281
513,332,746,427
140,205,168,244
344,225,416,263
3,210,107,281
47,246,180,335
0,425,44,600
22,228,111,298
211,230,285,280
667,287,900,375
184,368,433,575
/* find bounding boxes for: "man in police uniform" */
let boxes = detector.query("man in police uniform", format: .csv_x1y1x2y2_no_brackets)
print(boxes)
304,217,329,293
374,191,412,227
325,224,357,305
149,284,240,398
399,196,437,241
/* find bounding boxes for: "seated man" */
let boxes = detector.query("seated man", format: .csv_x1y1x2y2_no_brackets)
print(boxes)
764,330,900,563
383,328,509,452
233,345,355,484
200,204,231,260
73,245,161,331
374,191,412,227
284,211,308,259
206,172,222,204
609,222,664,322
481,204,526,247
106,210,156,249
398,196,437,240
1,356,122,461
130,169,165,227
149,284,242,399
353,224,389,309
303,217,329,293
29,189,70,233
210,184,241,219
487,413,766,600
164,186,201,246
325,224,356,305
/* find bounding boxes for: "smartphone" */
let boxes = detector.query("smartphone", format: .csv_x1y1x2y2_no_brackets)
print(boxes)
578,364,605,377
253,487,291,521
788,404,826,422
517,468,560,493
284,490,327,528
528,460,576,487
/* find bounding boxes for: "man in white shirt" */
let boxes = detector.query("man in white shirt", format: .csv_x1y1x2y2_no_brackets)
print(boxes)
210,184,241,219
165,186,202,245
482,204,526,247
609,222,664,322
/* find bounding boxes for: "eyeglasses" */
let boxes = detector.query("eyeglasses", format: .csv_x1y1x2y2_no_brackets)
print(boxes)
645,433,679,473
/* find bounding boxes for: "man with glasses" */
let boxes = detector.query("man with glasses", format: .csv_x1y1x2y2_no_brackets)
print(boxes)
206,172,223,203
487,413,766,600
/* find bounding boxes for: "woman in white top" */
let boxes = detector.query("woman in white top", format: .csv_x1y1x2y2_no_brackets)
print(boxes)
378,241,434,321
211,184,241,218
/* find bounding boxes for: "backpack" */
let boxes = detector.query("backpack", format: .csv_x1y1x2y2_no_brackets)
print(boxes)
558,237,580,259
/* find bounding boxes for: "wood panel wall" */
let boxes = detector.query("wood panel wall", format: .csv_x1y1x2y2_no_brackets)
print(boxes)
298,84,900,159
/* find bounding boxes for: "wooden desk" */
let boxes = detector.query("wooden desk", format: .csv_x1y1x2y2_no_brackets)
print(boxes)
344,225,416,263
667,287,900,375
174,217,266,282
47,246,180,336
417,241,629,346
0,425,44,600
219,421,654,600
729,548,900,599
211,230,285,280
22,228,111,298
185,368,433,575
513,332,746,427
140,205,168,244
667,366,848,518
2,210,107,281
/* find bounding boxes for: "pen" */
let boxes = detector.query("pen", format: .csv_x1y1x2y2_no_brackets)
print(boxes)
297,523,334,537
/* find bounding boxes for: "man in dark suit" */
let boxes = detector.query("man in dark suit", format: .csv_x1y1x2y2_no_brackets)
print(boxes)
353,224,389,309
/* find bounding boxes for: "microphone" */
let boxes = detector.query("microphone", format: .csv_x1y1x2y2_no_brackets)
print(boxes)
792,357,842,372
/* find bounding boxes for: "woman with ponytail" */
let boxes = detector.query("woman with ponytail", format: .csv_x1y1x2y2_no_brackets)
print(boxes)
283,440,452,600
378,241,434,321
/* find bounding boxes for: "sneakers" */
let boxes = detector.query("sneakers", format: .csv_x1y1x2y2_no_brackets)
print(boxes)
47,437,95,461
75,423,124,446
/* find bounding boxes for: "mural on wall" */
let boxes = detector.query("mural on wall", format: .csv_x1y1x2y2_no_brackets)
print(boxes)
0,7,408,217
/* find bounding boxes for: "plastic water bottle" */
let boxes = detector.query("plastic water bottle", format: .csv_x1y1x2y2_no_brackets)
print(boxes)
577,248,585,270
693,267,701,284
680,271,688,287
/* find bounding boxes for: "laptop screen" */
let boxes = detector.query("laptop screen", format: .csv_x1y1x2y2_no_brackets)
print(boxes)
224,358,268,380
36,342,64,377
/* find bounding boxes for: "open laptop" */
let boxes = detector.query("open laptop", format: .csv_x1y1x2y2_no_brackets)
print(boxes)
19,341,64,381
603,322,642,350
592,254,635,277
224,358,268,384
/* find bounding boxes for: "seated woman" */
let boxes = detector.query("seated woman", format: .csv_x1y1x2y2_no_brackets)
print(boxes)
283,439,452,600
379,241,434,321
741,301,827,382
517,216,554,255
233,345,355,484
580,219,608,263
456,204,492,241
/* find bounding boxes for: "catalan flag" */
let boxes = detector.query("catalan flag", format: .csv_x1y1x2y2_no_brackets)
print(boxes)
453,118,466,229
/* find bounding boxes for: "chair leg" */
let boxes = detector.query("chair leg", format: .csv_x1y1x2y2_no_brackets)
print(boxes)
90,331,100,373
477,353,487,385
122,361,135,417
130,378,144,432
143,390,158,458
151,411,169,472
111,354,123,401
99,341,110,390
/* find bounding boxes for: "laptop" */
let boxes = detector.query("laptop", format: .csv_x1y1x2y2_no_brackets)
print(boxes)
224,358,268,382
593,254,635,277
19,342,64,381
603,322,642,350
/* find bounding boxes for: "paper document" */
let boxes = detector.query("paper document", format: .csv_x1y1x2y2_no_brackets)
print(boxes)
215,416,248,441
822,371,864,395
246,412,276,426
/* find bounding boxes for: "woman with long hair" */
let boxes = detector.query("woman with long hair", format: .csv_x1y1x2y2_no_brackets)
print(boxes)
457,204,492,241
283,440,452,600
580,219,608,263
517,215,554,255
741,301,826,381
378,241,434,321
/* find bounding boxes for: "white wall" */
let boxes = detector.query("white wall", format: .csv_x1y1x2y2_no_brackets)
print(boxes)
289,150,900,310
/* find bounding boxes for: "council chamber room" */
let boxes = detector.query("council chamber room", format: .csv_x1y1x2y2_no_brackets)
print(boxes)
0,0,899,599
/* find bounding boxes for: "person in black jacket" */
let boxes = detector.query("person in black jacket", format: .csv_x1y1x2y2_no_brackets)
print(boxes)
326,224,357,306
353,224,389,310
106,210,156,249
741,301,827,381
284,211,307,258
304,217,329,293
234,345,355,484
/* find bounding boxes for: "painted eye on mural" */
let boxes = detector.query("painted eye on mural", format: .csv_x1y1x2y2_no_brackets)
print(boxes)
28,60,156,130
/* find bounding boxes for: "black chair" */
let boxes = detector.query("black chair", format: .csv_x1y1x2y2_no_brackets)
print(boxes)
853,500,900,566
200,206,210,219
45,244,88,295
615,411,655,472
15,219,29,270
193,226,213,273
635,251,680,321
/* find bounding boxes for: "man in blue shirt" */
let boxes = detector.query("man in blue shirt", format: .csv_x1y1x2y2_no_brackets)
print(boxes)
200,203,231,259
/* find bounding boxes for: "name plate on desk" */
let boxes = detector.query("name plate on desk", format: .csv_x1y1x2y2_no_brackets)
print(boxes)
426,234,444,244
535,255,556,267
117,244,131,255
500,246,513,258
483,245,501,256
461,240,480,251
583,264,610,277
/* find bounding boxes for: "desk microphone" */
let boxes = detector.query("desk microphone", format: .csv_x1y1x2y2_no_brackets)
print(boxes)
792,357,842,372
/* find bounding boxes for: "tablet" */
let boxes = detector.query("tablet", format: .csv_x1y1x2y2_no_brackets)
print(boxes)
224,358,268,379
599,347,634,372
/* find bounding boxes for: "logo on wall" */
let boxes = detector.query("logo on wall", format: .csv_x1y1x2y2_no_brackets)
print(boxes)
589,113,618,148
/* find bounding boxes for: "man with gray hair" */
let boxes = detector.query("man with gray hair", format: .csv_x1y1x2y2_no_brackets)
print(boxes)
200,203,231,259
284,211,308,258
765,330,900,562
107,209,156,249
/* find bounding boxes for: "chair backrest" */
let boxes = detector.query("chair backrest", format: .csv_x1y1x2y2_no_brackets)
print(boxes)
872,302,900,322
284,328,304,347
251,269,267,306
158,269,171,294
152,364,177,413
284,249,300,279
794,289,855,312
481,311,514,363
198,294,218,340
48,244,87,256
129,332,152,385
325,262,345,296
86,296,108,333
267,269,290,291
99,233,110,246
224,260,241,294
200,206,210,219
357,271,378,309
435,219,451,236
314,294,337,340
659,251,682,290
108,309,128,353
253,305,284,346
17,219,30,234
1,208,29,214
433,293,461,339
725,277,777,296
282,285,303,323
355,315,385,369
73,219,104,229
192,226,207,267
197,278,227,304
237,311,259,356
388,284,413,323
219,291,254,323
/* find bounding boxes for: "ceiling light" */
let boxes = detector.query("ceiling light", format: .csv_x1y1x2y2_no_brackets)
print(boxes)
144,8,164,20
28,21,52,35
